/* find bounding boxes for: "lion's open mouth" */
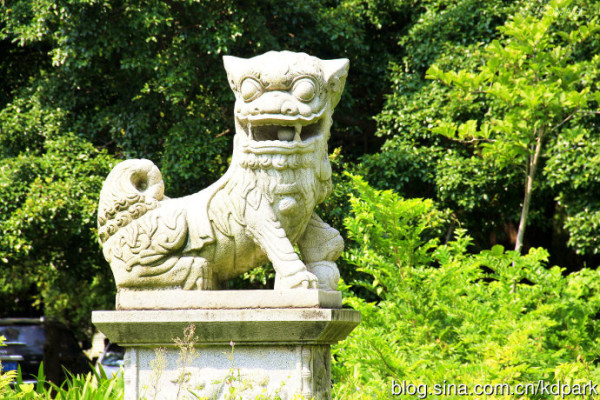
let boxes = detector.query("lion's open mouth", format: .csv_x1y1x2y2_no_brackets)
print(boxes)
248,119,322,143
239,118,323,155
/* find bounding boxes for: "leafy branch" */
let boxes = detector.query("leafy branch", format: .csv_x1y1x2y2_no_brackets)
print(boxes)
426,0,600,253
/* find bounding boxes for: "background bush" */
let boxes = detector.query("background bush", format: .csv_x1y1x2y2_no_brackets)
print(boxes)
332,175,600,398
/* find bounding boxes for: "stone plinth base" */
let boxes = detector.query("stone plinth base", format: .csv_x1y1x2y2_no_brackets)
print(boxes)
124,344,331,399
116,289,342,310
92,301,360,400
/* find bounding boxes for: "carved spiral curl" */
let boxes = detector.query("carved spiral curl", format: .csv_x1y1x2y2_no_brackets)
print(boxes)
97,159,164,244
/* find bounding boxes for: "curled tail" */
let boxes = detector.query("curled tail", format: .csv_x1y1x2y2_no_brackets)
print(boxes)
97,159,164,244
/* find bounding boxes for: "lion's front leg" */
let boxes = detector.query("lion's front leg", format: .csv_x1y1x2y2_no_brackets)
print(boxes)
297,213,344,291
245,203,318,290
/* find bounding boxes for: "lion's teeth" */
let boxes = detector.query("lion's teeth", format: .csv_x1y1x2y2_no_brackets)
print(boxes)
277,127,295,141
294,125,302,142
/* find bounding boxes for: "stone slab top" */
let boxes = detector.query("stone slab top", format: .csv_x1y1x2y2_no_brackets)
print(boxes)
116,289,342,310
92,308,360,346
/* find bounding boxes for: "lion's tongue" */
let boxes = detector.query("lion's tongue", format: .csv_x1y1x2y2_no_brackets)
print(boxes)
277,127,295,141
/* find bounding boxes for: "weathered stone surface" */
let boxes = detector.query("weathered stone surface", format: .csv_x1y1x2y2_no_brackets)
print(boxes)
116,289,342,310
92,308,360,400
97,51,349,292
125,344,330,400
92,308,360,345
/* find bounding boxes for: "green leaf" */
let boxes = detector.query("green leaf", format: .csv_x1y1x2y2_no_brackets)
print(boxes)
491,244,505,256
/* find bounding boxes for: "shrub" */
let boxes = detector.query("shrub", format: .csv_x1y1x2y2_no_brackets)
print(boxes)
332,175,600,399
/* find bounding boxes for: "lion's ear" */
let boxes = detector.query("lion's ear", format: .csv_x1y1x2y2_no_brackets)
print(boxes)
223,55,248,93
322,58,349,108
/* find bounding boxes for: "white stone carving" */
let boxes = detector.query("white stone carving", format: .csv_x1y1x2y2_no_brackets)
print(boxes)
98,51,348,291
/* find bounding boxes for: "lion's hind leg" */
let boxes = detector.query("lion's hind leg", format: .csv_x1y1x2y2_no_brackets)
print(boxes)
116,255,213,290
182,256,214,290
297,213,344,291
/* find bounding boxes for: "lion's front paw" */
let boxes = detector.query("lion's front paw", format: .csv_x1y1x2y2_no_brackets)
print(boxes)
307,261,340,291
274,270,318,290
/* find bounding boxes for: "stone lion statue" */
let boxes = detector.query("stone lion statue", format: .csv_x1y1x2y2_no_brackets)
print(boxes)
97,51,348,291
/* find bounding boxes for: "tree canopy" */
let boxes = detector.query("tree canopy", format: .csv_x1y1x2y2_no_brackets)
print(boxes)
426,0,600,253
360,0,600,265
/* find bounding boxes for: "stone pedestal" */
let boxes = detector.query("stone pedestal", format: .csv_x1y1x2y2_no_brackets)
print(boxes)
92,290,360,400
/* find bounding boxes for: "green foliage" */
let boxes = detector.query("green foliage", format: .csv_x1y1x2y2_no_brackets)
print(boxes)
0,134,117,339
545,127,600,255
0,336,19,397
366,0,600,259
45,371,124,400
332,175,600,398
427,0,600,253
363,0,527,248
427,0,599,167
426,0,600,253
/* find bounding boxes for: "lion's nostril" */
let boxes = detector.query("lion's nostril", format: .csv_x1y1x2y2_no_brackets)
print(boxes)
281,101,299,115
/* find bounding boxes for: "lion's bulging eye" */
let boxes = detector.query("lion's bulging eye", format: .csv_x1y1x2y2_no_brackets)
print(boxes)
240,78,262,102
292,78,316,102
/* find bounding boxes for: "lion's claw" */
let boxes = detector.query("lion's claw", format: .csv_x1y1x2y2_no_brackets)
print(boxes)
307,261,340,291
275,270,318,290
